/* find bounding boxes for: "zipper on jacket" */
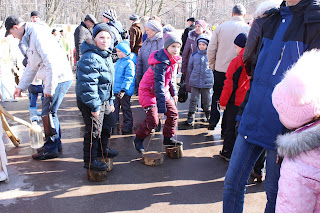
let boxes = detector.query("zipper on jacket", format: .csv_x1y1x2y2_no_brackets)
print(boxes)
272,45,286,75
296,41,301,57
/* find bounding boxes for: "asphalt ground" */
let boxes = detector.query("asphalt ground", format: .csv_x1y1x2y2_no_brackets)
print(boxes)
0,79,266,213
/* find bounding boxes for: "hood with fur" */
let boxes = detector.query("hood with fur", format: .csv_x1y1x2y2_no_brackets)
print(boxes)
276,122,320,158
187,29,212,41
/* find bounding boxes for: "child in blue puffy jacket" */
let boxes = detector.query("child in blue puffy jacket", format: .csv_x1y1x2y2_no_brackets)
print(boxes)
113,41,136,134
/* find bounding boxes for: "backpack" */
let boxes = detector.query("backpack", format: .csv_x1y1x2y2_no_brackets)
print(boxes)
108,21,128,40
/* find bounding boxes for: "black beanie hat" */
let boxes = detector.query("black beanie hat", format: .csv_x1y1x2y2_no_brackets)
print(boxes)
31,11,41,17
234,33,248,48
92,23,111,39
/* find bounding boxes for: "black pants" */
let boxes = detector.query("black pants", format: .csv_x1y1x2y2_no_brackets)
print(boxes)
77,99,114,163
114,94,133,131
222,104,239,153
254,149,266,175
209,70,227,134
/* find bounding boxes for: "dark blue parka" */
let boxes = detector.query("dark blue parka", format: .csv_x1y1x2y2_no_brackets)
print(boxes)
76,41,115,112
238,0,320,150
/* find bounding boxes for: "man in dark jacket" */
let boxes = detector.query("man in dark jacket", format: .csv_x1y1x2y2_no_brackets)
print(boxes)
223,0,320,212
180,17,195,54
74,14,97,62
129,14,143,55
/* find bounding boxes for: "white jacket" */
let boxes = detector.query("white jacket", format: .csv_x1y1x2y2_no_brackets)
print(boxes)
18,22,73,95
207,16,250,72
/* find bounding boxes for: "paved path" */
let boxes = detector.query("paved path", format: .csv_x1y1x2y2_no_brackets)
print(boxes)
0,81,266,213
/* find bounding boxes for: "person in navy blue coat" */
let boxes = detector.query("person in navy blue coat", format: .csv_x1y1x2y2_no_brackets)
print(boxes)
113,41,136,134
223,0,320,212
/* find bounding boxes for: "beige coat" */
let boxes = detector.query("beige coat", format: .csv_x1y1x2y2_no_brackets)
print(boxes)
207,16,250,73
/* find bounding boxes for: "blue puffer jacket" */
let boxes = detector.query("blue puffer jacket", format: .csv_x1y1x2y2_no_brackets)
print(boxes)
76,40,115,112
113,53,137,96
188,49,213,88
238,0,320,150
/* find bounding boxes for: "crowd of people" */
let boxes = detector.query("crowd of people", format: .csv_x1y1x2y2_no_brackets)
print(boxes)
1,0,320,212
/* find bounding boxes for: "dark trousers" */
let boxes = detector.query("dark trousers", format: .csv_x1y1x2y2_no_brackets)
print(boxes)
114,94,133,131
209,70,227,134
77,99,114,163
222,104,239,153
254,149,266,175
28,84,43,108
136,98,178,139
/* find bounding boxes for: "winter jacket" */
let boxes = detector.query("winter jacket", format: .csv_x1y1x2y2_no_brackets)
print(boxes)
76,40,115,112
107,20,124,49
129,22,143,54
181,24,195,54
138,49,179,113
181,30,212,92
74,22,92,61
243,8,278,76
220,48,250,107
238,0,320,150
188,49,213,89
136,32,164,78
207,16,250,73
18,22,73,96
275,121,320,213
113,53,136,96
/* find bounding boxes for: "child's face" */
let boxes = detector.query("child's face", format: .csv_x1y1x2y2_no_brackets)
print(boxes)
198,42,207,51
234,44,243,55
95,31,112,50
116,49,126,58
167,42,181,56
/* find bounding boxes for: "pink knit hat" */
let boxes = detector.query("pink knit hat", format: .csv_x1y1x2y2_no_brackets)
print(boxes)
195,20,207,30
272,50,320,129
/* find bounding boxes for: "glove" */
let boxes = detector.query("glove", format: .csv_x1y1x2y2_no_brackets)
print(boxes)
117,91,125,99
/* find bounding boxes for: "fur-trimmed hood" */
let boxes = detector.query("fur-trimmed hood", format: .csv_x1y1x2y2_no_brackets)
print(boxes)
276,121,320,158
187,29,212,41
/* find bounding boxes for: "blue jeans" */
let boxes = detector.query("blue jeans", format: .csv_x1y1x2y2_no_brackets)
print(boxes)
42,80,72,152
28,84,43,108
223,134,280,213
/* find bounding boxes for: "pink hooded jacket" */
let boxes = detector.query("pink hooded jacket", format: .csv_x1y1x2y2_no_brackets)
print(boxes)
275,122,320,213
138,49,180,113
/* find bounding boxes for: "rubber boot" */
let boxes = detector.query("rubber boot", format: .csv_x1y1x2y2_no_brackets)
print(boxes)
133,137,145,153
163,137,183,147
185,112,195,126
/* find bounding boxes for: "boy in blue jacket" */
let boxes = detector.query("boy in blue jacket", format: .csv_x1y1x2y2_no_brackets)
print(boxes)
113,41,136,134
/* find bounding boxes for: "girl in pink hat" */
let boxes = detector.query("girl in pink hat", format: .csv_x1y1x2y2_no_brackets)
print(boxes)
272,49,320,213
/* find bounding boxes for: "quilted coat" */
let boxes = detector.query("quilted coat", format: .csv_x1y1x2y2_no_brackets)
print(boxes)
188,49,213,89
113,53,136,96
275,121,320,213
138,49,179,113
76,40,115,112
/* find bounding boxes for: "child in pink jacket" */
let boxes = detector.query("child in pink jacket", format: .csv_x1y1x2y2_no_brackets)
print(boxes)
272,50,320,213
133,32,183,153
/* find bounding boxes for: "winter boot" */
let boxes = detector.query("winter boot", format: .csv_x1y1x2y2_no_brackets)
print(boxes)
84,159,108,171
163,137,183,147
102,148,118,158
133,137,145,153
185,112,195,126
